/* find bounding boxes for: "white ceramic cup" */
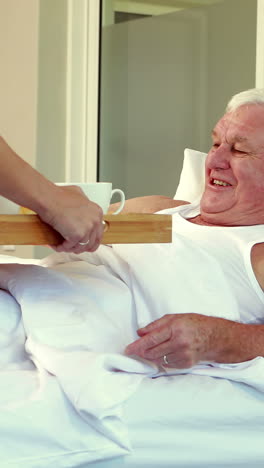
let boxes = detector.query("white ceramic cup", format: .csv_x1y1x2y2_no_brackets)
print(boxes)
56,182,125,214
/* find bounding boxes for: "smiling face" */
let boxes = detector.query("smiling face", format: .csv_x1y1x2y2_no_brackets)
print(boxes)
200,104,264,226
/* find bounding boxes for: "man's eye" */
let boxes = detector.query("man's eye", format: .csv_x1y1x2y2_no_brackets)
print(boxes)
212,143,219,148
233,148,246,155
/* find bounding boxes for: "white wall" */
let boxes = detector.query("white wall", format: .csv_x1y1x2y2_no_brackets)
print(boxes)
0,0,39,258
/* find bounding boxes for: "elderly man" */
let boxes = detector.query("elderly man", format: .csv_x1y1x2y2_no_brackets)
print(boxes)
1,88,264,468
1,88,264,372
108,87,264,369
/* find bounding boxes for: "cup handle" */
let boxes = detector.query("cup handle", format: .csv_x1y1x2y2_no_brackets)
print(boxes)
110,189,125,214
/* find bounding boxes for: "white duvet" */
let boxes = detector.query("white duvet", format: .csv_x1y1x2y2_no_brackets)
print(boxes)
1,244,264,467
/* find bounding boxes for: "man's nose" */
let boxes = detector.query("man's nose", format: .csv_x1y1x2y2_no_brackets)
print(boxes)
207,144,231,169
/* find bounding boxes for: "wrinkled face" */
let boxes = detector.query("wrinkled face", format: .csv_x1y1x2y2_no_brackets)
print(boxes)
200,104,264,226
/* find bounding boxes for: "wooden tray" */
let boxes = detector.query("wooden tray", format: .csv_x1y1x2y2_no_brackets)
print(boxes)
0,214,172,245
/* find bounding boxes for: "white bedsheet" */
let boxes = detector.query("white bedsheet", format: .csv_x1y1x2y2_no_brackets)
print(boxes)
94,374,264,468
1,248,264,467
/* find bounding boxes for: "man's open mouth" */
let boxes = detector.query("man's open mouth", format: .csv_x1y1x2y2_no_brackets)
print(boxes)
210,178,232,187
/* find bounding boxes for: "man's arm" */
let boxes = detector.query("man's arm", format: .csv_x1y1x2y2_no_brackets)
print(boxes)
108,195,189,214
125,313,264,368
125,242,264,368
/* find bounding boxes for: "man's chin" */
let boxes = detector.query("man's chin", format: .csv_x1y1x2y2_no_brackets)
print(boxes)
200,199,219,214
200,193,229,215
200,202,228,221
200,199,237,226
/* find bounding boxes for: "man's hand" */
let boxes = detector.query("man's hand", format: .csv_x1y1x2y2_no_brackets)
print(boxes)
125,313,252,368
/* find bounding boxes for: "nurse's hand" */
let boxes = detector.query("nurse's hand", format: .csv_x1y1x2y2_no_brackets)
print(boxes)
39,185,104,253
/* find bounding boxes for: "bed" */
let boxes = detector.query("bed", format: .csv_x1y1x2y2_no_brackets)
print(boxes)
1,148,264,468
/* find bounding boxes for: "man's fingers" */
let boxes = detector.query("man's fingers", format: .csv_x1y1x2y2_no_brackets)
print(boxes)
125,326,171,356
143,341,171,360
137,315,172,336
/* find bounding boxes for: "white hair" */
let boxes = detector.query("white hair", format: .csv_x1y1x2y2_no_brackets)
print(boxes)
226,88,264,112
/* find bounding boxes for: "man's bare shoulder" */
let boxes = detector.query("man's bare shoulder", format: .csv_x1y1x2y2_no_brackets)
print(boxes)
150,196,190,212
109,196,190,214
251,243,264,290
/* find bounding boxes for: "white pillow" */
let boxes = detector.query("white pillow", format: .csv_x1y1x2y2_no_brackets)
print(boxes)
174,148,207,202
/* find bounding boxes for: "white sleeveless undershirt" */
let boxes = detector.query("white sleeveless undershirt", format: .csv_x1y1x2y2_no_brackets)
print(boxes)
56,202,264,328
110,202,264,327
170,202,264,323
